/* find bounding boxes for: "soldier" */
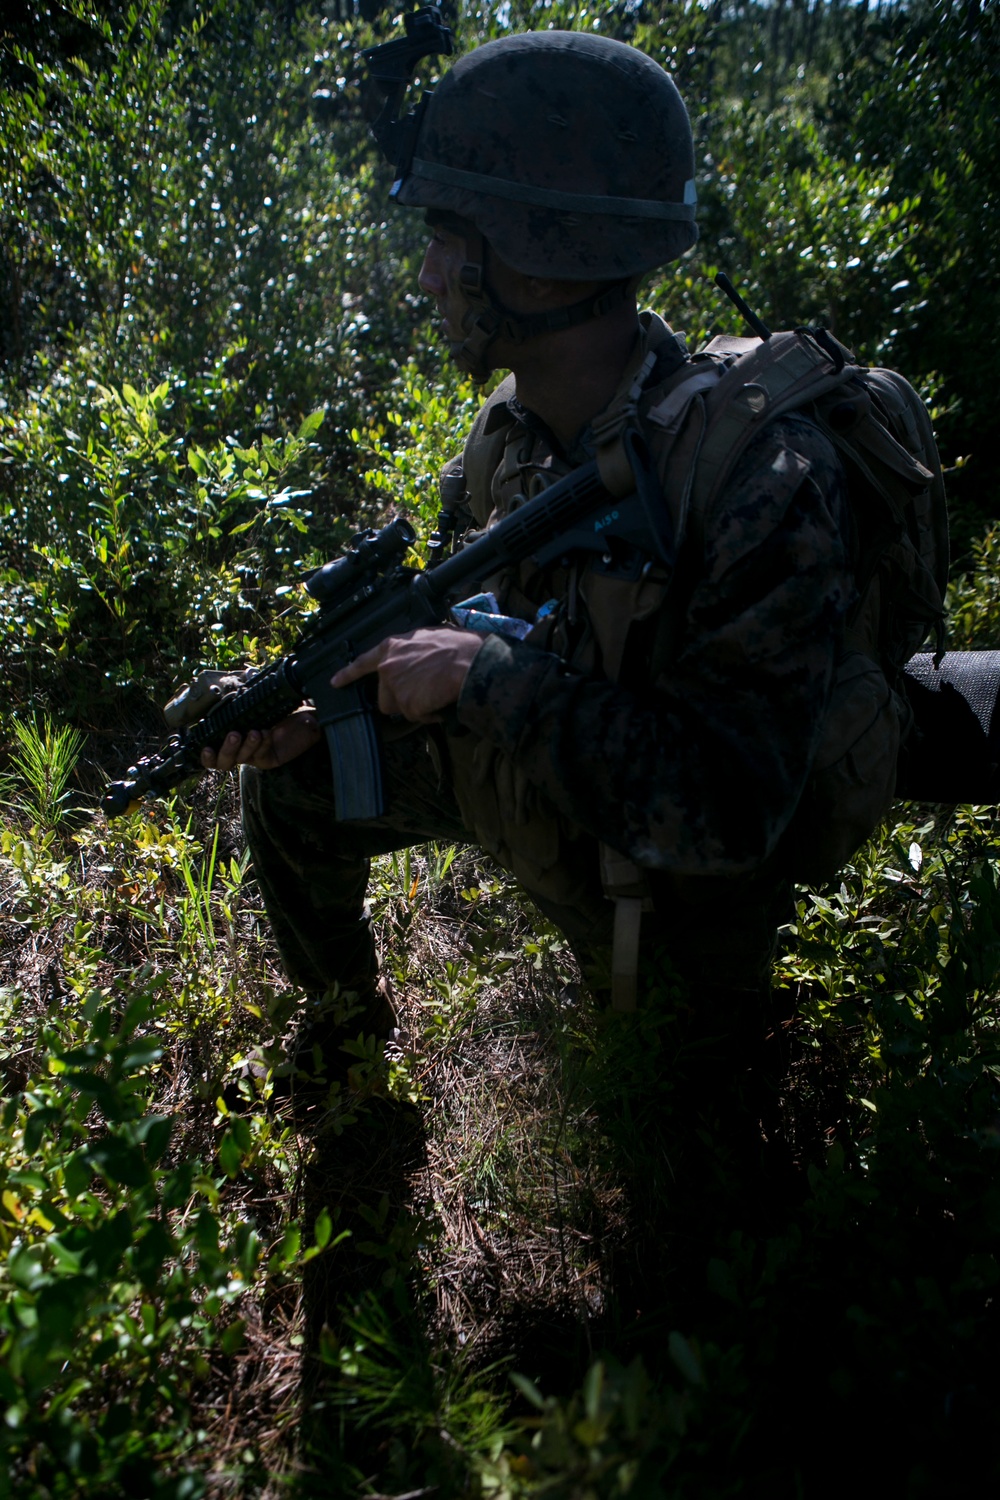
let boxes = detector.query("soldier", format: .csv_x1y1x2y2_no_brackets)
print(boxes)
186,31,854,1161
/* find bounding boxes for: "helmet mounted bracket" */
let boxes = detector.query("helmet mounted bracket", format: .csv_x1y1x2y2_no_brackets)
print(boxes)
361,6,454,185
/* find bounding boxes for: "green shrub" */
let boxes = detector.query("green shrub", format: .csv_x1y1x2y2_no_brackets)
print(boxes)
0,369,329,710
2,2,999,1495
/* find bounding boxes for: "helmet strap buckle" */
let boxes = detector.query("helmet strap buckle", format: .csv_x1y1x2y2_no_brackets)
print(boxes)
459,261,484,295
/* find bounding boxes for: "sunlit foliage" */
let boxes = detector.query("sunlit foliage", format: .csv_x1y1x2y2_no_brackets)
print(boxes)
1,1,998,1495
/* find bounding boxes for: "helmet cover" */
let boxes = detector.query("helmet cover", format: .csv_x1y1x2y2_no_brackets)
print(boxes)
393,30,698,280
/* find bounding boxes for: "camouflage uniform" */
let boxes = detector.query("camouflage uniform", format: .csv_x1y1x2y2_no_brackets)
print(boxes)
243,313,852,1018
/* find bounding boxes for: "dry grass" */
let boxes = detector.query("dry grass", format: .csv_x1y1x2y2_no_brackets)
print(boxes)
186,838,622,1492
0,764,627,1493
375,851,621,1381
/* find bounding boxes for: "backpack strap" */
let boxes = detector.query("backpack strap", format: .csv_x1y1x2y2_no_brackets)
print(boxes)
599,843,654,1012
591,345,739,1009
686,329,857,538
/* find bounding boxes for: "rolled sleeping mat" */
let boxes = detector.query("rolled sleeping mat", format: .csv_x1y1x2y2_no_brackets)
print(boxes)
898,651,1000,803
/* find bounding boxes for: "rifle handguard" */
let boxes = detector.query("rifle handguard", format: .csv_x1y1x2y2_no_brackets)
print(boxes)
102,659,303,817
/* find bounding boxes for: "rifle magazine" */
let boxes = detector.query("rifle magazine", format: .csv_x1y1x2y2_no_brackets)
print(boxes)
326,712,386,821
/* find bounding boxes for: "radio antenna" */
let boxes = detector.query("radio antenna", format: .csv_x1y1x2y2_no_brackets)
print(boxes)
715,272,772,341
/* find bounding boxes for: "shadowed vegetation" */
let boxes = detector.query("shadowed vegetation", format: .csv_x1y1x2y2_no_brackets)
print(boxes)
1,0,999,1494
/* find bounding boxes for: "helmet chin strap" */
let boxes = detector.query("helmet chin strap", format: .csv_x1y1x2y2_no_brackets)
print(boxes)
449,230,634,383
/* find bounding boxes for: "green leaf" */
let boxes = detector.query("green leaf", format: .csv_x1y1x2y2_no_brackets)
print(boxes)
9,1245,48,1291
219,1318,246,1356
706,1257,739,1305
48,1238,84,1274
218,1129,244,1179
509,1371,545,1410
194,1207,220,1256
64,1070,124,1120
135,1113,173,1162
161,1158,196,1212
134,1220,174,1289
24,1107,61,1153
88,1135,151,1188
82,990,104,1022
668,1331,704,1387
121,1037,163,1070
8,1170,47,1191
296,410,325,440
314,1207,332,1251
583,1359,605,1421
35,1279,87,1353
236,1226,260,1279
272,1222,301,1269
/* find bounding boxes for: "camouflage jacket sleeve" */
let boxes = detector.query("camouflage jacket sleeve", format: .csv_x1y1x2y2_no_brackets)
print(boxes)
453,413,852,876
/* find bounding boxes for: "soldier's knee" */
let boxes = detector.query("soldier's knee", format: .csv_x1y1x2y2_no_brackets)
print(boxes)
242,742,334,828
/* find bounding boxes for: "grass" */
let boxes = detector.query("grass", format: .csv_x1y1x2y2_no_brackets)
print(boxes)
1,720,1000,1497
0,718,87,832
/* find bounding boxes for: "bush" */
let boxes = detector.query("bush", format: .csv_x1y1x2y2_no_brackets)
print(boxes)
0,368,330,713
2,1,999,1494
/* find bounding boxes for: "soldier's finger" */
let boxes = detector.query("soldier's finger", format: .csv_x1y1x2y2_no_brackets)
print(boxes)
202,730,243,772
233,729,267,766
375,677,403,717
330,640,389,687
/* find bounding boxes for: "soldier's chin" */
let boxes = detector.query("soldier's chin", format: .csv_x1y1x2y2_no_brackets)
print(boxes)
447,338,491,383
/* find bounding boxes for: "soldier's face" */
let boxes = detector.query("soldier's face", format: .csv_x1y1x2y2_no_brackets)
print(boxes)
418,220,539,377
418,222,469,342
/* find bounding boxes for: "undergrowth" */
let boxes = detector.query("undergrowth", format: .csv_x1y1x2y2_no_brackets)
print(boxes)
3,0,1000,1494
2,708,1000,1495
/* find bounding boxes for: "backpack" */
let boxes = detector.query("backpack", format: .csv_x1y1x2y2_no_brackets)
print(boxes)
446,321,948,1006
642,327,949,882
449,324,953,948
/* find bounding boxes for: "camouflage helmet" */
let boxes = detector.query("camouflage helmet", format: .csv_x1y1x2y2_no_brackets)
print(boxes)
392,30,698,280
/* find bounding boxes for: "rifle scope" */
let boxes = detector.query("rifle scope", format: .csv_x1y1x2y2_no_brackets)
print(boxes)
307,517,417,609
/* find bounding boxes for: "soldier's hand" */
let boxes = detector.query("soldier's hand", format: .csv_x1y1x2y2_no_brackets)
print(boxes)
201,710,322,773
330,627,484,721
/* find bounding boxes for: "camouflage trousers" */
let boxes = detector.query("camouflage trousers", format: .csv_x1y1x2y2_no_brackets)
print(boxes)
241,722,625,1012
241,722,790,1019
242,726,452,1006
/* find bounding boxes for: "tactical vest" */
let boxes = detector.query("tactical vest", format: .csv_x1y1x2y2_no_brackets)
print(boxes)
441,316,948,998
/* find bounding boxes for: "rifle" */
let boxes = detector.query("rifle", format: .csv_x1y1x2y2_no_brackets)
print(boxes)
103,429,669,821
